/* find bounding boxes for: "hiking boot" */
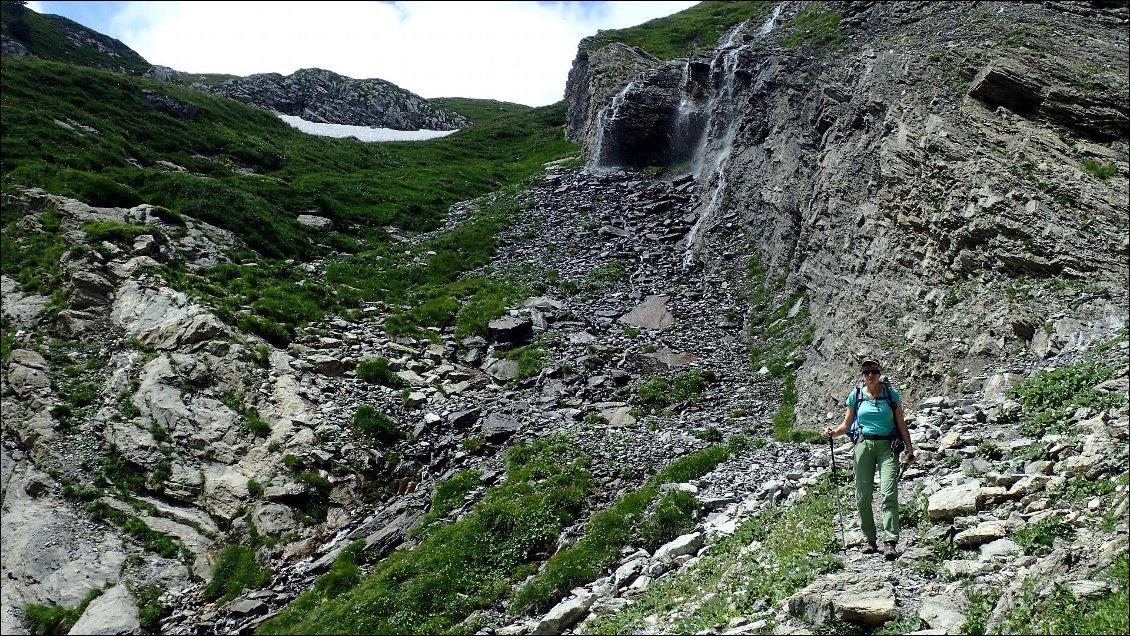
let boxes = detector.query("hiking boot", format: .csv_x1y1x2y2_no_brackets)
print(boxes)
861,541,877,554
884,542,898,560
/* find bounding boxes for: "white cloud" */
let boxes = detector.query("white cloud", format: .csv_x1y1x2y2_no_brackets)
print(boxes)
80,1,698,106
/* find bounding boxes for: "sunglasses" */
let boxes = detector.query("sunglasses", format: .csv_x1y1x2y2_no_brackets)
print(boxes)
862,369,881,375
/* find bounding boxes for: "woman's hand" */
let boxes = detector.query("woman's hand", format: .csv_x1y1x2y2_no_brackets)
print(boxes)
824,426,837,437
905,450,917,464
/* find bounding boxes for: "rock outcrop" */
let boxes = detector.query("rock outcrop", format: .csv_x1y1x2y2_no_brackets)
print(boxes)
200,68,471,131
563,0,1129,426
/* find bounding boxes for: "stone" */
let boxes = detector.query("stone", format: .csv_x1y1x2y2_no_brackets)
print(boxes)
653,532,703,563
979,538,1023,561
917,592,967,633
618,295,674,330
927,481,980,521
296,214,333,230
954,520,1008,547
532,592,596,635
481,413,522,442
67,584,139,635
488,316,534,346
786,573,896,626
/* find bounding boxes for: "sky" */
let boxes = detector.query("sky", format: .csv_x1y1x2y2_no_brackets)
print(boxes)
27,1,699,107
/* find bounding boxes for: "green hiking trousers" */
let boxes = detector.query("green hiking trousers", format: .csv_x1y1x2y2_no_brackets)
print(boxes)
853,439,901,544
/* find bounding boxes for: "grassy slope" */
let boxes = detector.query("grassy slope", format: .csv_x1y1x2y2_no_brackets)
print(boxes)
0,1,150,74
586,0,775,59
1,58,574,258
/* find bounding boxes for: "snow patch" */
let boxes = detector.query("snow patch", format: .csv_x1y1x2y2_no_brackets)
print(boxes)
276,114,459,142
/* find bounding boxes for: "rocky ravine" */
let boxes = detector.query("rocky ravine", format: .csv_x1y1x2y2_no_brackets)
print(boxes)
2,162,1126,635
3,1,1129,635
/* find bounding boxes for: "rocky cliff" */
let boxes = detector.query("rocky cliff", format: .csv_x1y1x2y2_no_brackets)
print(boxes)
564,0,1129,427
196,67,471,131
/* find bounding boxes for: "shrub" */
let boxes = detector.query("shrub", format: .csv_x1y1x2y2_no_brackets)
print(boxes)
640,489,698,552
1014,516,1074,555
355,358,406,388
203,545,270,604
351,405,402,447
1082,159,1117,179
23,588,103,635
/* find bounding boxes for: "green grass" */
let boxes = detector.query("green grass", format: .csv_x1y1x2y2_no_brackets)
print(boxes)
23,587,104,635
351,405,403,447
1082,159,1117,180
992,553,1128,635
257,436,592,635
510,444,732,615
1008,357,1127,437
2,58,574,254
745,283,819,443
413,470,483,538
203,545,272,605
2,57,575,344
780,3,848,50
634,370,709,408
0,2,149,74
585,1,775,59
355,358,407,388
0,207,67,296
581,475,842,634
1014,516,1075,555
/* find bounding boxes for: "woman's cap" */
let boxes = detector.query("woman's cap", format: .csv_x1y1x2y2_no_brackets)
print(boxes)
861,360,881,370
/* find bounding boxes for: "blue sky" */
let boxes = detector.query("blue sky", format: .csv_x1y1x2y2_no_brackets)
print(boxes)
27,1,698,106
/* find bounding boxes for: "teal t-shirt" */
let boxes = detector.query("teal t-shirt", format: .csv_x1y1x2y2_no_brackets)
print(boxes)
847,385,901,436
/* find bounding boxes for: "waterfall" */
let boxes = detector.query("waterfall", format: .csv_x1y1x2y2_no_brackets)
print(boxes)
682,45,746,272
759,4,783,35
591,81,638,169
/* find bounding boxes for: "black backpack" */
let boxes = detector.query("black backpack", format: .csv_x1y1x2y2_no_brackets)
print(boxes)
848,376,904,452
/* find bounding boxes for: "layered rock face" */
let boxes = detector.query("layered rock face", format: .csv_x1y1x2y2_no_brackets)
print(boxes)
201,67,471,131
564,0,1129,425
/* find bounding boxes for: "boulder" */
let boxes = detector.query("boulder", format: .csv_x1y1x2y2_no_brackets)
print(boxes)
619,295,674,330
927,480,980,521
786,572,896,626
67,584,139,635
532,592,596,635
481,414,522,442
653,532,703,563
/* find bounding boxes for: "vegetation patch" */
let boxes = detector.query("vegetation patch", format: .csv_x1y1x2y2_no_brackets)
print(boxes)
355,358,407,388
745,257,818,443
350,405,403,447
413,469,483,538
585,1,775,59
988,553,1128,635
87,500,182,559
1007,356,1127,437
511,443,732,615
23,587,104,636
581,475,843,634
1014,516,1075,555
780,2,847,50
258,436,591,635
0,206,67,296
634,370,710,410
203,544,271,605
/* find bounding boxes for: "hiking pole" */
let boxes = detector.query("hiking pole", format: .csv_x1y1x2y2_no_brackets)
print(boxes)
829,435,846,551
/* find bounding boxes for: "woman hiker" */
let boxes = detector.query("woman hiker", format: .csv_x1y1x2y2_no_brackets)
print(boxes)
824,359,916,559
